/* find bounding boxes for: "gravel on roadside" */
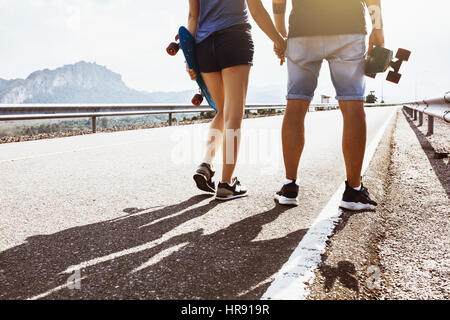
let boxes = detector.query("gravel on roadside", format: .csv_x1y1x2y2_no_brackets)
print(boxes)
307,110,449,300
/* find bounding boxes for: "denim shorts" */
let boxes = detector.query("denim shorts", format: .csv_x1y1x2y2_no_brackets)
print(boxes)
286,34,366,101
196,23,254,73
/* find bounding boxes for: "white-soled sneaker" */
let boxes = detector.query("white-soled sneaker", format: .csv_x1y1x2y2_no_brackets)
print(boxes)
340,181,378,211
193,163,216,194
275,182,299,206
216,178,248,201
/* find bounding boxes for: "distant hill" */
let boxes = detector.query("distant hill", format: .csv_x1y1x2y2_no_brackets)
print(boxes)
0,61,197,104
0,78,9,92
0,61,288,105
0,61,409,105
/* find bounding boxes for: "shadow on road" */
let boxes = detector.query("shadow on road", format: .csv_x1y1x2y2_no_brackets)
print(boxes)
0,195,306,300
314,209,364,294
403,110,450,199
319,261,359,293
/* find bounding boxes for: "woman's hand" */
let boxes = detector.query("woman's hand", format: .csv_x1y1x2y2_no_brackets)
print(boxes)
274,35,287,66
186,63,197,81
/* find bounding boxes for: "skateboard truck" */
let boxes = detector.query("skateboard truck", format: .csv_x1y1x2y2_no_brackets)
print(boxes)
166,35,180,56
365,47,411,84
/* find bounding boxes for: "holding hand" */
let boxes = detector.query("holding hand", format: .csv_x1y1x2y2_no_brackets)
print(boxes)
274,35,287,66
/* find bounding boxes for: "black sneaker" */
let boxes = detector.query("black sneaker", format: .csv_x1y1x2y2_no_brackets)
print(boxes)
216,178,248,201
275,181,299,206
340,181,378,211
193,163,216,193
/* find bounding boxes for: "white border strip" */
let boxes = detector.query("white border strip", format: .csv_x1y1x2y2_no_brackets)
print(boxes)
262,109,396,300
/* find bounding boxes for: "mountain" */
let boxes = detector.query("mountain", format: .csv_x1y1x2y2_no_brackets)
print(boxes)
0,61,289,105
0,78,9,92
0,61,194,104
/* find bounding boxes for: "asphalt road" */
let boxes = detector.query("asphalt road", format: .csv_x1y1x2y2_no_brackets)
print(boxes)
0,107,396,300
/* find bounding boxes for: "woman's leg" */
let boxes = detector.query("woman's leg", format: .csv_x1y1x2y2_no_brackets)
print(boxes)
220,65,251,184
201,72,225,165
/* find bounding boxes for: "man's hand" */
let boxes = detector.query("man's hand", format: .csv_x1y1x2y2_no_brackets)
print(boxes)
365,1,384,56
186,63,197,81
275,23,287,39
368,29,385,56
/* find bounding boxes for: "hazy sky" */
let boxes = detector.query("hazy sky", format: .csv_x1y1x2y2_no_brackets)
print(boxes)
0,0,449,102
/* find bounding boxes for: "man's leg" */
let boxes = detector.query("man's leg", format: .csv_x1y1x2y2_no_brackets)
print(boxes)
327,34,367,189
282,99,310,181
339,99,376,211
339,100,367,188
276,36,322,206
327,34,377,210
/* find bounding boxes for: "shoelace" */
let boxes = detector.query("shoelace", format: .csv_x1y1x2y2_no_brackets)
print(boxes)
360,186,370,198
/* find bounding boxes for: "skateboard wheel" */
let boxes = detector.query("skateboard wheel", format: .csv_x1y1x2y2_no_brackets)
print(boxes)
192,94,203,106
166,42,180,56
396,48,411,61
387,71,402,84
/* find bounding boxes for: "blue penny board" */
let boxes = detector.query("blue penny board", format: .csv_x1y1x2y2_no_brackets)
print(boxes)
178,26,217,111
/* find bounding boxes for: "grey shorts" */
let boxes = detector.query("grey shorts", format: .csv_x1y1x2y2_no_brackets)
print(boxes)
286,34,366,101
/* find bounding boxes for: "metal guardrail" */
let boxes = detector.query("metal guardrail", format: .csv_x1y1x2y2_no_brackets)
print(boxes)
403,92,450,135
0,102,394,133
0,103,284,132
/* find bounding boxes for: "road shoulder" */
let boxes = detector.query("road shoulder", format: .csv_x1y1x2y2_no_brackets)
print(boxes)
307,110,450,299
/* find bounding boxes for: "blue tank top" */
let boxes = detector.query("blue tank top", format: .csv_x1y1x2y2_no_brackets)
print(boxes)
196,0,249,43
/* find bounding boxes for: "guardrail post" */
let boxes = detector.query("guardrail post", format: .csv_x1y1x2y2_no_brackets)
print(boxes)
169,113,173,126
419,112,423,126
427,116,434,135
92,116,97,133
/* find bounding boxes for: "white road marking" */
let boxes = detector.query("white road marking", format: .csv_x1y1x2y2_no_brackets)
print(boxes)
262,109,396,300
